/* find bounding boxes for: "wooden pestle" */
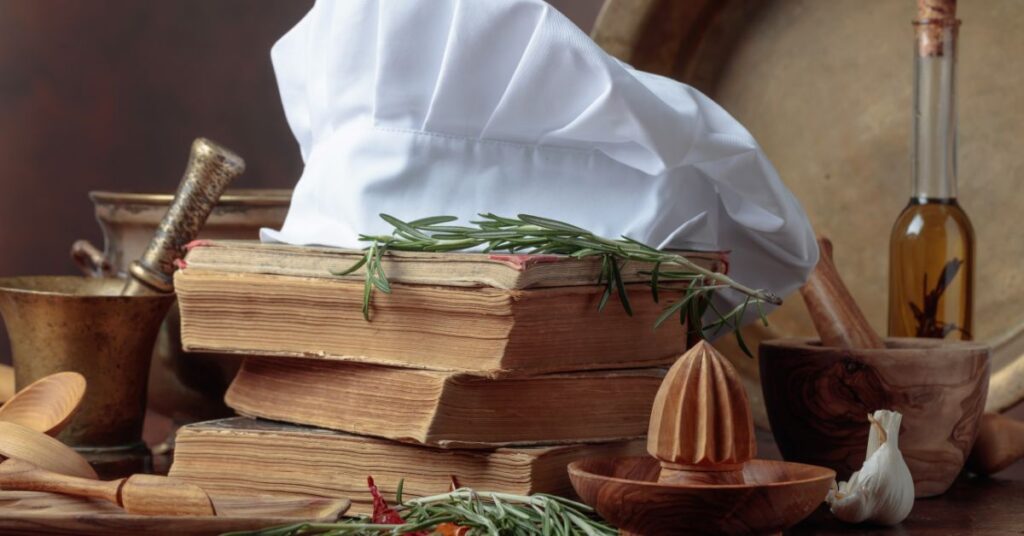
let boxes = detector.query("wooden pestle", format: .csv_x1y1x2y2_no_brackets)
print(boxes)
122,138,245,296
0,458,214,516
799,237,885,349
801,236,1024,475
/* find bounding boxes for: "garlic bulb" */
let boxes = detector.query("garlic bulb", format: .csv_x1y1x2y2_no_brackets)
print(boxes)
826,409,914,525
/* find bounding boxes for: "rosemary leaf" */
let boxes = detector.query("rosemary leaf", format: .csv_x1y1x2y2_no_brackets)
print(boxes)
610,258,633,317
380,213,431,240
650,261,661,303
331,254,367,276
517,214,589,233
407,215,459,227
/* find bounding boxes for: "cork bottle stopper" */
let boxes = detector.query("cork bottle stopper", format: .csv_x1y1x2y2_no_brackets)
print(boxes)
647,340,755,484
916,0,958,57
917,0,956,20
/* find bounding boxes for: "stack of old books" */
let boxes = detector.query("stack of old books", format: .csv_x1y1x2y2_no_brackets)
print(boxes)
168,241,720,512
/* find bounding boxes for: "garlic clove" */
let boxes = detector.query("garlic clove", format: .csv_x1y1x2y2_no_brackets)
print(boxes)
826,409,914,526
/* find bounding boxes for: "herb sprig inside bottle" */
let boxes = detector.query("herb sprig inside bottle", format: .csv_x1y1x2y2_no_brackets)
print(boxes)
335,213,780,354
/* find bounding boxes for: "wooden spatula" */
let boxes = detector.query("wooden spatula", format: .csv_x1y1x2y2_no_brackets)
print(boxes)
0,458,214,516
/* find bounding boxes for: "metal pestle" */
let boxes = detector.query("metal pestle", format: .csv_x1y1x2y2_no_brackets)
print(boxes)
122,138,245,296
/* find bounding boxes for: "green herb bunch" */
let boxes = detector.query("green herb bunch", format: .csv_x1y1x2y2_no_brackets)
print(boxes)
226,488,615,536
335,214,779,354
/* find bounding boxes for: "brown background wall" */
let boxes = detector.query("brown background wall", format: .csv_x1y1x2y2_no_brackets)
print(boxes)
0,0,601,360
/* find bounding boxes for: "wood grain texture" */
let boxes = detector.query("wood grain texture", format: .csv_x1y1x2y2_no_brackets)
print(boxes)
0,422,97,479
0,490,348,535
967,413,1024,475
799,238,884,350
647,341,754,484
0,372,86,436
760,337,989,497
569,456,833,536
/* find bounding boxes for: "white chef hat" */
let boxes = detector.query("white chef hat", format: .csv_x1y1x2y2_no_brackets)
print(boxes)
262,0,819,312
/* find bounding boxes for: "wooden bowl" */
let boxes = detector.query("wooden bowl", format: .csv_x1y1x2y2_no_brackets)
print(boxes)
760,337,989,497
568,456,834,536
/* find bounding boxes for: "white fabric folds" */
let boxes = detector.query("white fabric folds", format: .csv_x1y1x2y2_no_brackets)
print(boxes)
262,0,819,315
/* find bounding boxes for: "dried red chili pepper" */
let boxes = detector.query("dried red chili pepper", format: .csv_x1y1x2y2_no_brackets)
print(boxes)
368,476,407,525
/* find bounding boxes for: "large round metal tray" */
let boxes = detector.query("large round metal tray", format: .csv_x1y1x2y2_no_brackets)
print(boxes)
594,0,1024,424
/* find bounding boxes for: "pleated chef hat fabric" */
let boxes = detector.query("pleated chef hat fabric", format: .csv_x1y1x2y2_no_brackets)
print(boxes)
262,0,819,311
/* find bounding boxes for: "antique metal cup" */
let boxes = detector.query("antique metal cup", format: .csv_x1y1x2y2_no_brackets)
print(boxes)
0,276,175,473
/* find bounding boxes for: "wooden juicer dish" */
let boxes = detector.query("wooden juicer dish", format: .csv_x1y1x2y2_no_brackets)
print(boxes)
569,341,835,535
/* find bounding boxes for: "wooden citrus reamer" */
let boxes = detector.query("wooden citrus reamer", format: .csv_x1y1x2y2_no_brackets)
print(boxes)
570,340,834,536
648,340,755,485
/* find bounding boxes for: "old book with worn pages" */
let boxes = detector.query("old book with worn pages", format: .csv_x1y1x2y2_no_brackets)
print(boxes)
176,240,723,375
169,417,647,515
225,357,664,448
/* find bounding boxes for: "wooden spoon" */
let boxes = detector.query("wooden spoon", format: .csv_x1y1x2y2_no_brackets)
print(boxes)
0,458,214,516
0,422,96,479
0,372,86,436
0,364,13,404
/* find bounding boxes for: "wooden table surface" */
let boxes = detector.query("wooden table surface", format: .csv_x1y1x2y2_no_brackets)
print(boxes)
753,430,1024,535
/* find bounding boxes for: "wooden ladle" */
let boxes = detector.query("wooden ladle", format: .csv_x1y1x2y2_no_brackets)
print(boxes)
0,372,86,436
0,458,214,516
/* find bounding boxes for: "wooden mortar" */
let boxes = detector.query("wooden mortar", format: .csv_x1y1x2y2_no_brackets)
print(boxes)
760,237,989,497
760,337,987,497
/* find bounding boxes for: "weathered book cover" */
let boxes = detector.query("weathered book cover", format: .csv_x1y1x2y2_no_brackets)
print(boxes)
225,357,664,448
169,417,647,515
175,242,720,375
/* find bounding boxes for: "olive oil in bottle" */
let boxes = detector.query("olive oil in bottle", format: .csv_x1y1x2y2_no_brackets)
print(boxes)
888,13,974,340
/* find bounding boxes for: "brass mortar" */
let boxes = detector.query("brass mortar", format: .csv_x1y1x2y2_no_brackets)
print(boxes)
0,276,174,472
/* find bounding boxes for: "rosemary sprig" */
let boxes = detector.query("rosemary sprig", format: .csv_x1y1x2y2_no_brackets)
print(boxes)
333,214,780,352
224,489,616,536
